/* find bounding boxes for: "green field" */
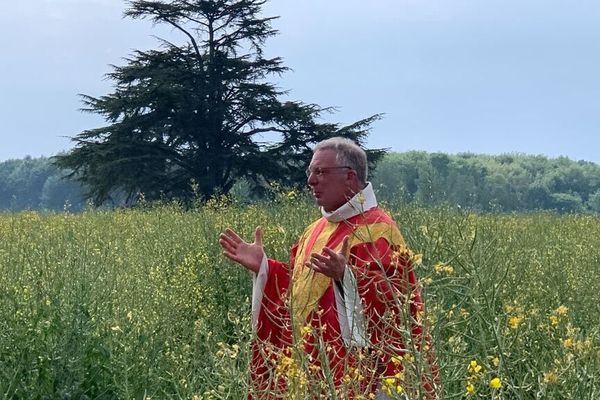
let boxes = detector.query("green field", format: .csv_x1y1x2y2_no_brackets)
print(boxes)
0,195,598,399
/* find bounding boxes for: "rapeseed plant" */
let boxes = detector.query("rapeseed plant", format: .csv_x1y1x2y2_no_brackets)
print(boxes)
0,198,599,398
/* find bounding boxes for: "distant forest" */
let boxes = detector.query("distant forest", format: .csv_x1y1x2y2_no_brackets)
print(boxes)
373,152,600,212
0,157,85,211
2,152,600,213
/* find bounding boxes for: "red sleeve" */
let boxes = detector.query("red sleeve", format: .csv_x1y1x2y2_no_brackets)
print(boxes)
250,247,297,398
255,259,289,344
255,243,299,344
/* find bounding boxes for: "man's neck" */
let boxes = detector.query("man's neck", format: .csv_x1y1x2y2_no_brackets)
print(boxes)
321,182,377,222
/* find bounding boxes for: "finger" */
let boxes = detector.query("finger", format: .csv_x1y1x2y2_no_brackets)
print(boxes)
321,247,338,259
219,233,239,249
254,226,263,246
222,250,240,264
307,260,339,279
340,235,350,257
306,260,325,274
219,238,237,254
306,258,324,268
321,248,345,265
223,228,243,244
311,253,331,264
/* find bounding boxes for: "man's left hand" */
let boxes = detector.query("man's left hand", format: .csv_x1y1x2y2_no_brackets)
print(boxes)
306,235,350,281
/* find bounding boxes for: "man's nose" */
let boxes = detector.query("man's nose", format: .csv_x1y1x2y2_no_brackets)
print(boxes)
307,171,317,186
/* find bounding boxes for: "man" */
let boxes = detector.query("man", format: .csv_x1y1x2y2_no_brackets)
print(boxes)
219,137,438,398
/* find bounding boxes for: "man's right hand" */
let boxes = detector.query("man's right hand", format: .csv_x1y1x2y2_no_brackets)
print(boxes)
218,227,264,274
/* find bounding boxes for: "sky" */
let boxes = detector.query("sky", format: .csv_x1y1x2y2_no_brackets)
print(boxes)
1,0,599,163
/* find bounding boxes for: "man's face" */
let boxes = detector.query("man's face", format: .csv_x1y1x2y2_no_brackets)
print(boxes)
307,149,353,212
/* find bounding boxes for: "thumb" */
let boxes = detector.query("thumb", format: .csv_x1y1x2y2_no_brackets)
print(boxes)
340,235,350,259
254,226,263,247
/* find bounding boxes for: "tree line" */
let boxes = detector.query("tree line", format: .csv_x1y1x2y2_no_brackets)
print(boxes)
372,152,600,213
0,157,85,212
2,152,600,213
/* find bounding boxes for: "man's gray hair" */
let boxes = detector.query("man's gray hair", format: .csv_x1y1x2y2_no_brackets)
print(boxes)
314,137,368,184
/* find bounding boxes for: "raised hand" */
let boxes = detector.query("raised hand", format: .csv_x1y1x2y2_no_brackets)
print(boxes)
306,235,350,281
219,227,264,274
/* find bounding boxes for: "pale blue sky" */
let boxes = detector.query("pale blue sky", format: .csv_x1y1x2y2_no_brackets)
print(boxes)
1,0,599,163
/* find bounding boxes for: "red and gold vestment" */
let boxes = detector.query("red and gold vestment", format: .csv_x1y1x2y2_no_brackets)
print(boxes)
249,186,438,398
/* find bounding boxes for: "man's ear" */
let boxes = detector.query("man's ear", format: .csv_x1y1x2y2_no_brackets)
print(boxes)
344,169,354,184
346,169,360,191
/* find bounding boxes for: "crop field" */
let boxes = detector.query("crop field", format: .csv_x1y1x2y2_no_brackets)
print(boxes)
0,195,598,399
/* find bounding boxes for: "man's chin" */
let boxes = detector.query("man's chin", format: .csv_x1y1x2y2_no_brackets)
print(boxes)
313,196,341,212
313,198,329,210
320,203,337,213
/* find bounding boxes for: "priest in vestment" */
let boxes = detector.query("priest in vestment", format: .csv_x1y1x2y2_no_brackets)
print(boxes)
219,138,439,399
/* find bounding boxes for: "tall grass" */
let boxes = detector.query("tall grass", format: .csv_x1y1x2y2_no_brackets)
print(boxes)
0,195,598,399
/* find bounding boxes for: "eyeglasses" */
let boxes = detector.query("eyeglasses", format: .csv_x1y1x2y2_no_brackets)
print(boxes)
305,166,352,178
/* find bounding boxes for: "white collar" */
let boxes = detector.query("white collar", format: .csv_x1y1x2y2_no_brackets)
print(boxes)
321,182,378,222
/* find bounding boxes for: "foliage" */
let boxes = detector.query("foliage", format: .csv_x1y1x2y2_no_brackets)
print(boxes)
588,189,600,213
372,152,600,213
53,0,383,205
0,198,599,398
0,157,85,211
5,151,600,213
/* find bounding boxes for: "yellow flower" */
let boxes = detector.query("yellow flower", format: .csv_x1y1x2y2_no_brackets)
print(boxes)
382,377,403,396
509,315,524,329
423,277,433,286
301,325,313,336
383,377,396,387
357,192,366,205
491,356,500,367
549,315,559,326
433,262,454,275
562,338,574,349
575,338,592,352
543,371,558,384
465,382,476,395
299,373,308,386
276,355,298,377
489,377,502,389
555,305,568,316
412,253,423,265
468,360,482,375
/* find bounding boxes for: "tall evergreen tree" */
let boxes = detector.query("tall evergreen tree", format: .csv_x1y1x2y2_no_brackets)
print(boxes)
54,0,383,204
